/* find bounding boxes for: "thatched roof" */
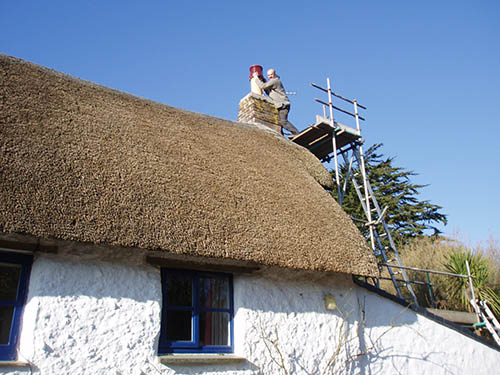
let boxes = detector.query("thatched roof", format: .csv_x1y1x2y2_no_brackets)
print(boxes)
0,54,377,276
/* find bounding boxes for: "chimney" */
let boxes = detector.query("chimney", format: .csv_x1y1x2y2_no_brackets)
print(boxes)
249,64,264,95
238,65,281,134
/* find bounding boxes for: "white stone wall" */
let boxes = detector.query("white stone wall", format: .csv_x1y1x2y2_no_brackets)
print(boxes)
354,288,500,374
0,252,498,375
234,271,500,375
14,254,163,375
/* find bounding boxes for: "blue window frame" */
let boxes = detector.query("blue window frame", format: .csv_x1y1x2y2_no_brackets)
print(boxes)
0,251,32,361
158,269,234,354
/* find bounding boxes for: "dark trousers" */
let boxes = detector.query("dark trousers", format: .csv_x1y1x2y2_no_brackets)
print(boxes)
279,104,299,135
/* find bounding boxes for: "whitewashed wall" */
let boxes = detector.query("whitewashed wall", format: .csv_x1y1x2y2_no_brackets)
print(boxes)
234,271,500,375
0,251,498,375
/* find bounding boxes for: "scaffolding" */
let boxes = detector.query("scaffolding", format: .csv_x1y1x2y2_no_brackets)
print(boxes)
292,78,418,305
292,79,500,345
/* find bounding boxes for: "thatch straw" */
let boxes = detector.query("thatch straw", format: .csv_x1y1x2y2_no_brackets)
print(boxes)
0,55,378,276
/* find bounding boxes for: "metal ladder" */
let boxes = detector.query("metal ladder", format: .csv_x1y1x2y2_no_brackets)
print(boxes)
470,299,500,346
466,260,500,345
312,78,418,305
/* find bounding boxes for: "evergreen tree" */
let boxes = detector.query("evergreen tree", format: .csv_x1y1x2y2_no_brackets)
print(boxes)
333,143,447,244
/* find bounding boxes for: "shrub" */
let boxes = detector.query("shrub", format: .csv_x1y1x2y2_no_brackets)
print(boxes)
444,249,500,316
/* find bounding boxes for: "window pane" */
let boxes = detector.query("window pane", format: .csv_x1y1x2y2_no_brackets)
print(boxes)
0,306,14,345
0,263,21,301
166,274,192,307
199,312,229,346
200,276,229,309
166,310,192,341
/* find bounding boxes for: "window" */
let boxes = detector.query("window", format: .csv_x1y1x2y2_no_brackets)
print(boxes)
0,251,32,361
158,269,233,354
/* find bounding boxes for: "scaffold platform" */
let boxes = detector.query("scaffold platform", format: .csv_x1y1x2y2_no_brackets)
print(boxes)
292,115,361,162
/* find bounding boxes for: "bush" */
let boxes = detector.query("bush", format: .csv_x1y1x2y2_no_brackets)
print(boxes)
444,249,500,316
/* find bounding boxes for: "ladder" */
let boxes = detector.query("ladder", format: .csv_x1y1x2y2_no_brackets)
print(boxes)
307,78,419,305
470,299,500,346
466,260,500,345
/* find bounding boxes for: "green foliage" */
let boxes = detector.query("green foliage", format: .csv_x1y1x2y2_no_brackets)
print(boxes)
333,144,447,244
444,249,500,316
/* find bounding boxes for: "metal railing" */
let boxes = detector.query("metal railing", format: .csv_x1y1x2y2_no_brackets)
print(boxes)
378,263,468,308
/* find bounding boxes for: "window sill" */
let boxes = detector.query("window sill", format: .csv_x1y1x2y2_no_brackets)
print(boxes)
158,353,246,364
0,360,30,367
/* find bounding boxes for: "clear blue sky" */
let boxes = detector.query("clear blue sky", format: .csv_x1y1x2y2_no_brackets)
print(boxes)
2,1,499,246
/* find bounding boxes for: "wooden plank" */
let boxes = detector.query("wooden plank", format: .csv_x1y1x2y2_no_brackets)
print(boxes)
293,126,327,147
292,118,361,161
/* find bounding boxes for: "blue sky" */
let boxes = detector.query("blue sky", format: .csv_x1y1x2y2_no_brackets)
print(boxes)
1,1,499,246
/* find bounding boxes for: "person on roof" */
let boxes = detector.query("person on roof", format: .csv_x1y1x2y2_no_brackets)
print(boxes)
254,68,299,138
